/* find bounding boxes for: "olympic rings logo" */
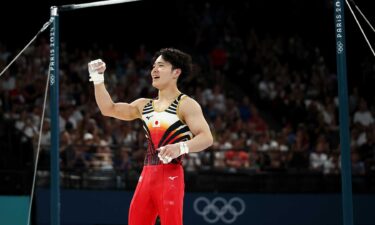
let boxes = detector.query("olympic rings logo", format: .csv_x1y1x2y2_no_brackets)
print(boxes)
193,197,246,224
50,74,55,86
337,41,343,54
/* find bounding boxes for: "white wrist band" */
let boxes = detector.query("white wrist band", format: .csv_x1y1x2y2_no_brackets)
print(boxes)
89,72,104,85
179,142,189,155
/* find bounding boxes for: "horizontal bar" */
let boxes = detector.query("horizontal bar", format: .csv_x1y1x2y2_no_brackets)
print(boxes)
58,0,141,11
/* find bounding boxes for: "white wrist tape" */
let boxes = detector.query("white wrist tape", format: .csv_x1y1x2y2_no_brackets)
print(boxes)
179,142,189,155
89,72,104,85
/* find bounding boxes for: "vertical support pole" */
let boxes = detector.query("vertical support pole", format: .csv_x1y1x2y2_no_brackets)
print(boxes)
50,6,60,225
333,1,354,225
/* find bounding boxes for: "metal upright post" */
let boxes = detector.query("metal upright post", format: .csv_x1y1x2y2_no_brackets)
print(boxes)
50,6,61,225
333,1,354,225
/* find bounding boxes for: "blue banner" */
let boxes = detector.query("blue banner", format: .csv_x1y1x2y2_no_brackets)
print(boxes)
0,196,29,225
36,189,375,225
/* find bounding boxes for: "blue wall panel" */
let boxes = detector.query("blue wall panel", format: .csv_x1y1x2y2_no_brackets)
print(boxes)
0,196,29,225
36,189,375,225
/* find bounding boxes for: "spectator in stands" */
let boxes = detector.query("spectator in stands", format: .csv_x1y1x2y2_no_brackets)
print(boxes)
309,136,329,173
353,98,374,129
351,150,365,175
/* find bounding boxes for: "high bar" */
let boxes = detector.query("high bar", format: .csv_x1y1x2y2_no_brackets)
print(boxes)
58,0,141,11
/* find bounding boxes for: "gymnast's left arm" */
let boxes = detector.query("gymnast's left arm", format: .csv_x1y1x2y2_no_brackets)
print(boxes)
180,97,213,153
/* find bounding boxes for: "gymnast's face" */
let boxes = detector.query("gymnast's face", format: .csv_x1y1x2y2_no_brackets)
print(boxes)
151,55,180,90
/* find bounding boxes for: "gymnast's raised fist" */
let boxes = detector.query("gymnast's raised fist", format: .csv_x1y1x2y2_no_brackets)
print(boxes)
88,59,106,74
88,59,106,85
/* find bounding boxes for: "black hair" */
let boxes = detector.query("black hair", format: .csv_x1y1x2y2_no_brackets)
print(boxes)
152,48,192,78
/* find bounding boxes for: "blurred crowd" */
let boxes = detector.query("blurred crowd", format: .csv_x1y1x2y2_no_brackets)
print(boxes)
0,1,374,189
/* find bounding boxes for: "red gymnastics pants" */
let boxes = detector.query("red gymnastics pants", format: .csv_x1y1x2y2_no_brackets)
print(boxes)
128,164,185,225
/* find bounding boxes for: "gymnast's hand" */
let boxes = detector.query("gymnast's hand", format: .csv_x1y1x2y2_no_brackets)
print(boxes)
157,142,189,164
157,143,180,164
88,59,106,84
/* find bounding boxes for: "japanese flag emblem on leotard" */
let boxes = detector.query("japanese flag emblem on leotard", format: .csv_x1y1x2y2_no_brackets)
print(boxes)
152,119,161,128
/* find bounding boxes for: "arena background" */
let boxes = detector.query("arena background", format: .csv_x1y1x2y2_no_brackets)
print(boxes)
0,0,375,225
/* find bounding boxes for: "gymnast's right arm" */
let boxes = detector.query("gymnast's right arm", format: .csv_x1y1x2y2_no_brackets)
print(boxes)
88,59,144,121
